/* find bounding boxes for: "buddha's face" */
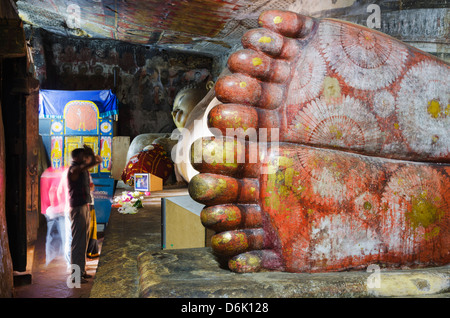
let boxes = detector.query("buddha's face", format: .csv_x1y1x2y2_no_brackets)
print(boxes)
172,87,207,128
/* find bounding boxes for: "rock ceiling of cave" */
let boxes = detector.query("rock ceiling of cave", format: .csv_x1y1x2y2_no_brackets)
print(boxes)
10,1,450,58
15,0,309,57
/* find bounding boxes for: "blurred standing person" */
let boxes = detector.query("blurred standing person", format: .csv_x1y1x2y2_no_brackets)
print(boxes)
44,180,66,266
57,167,72,269
67,145,102,283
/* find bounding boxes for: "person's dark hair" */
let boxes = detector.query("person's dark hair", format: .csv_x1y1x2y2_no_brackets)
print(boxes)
71,148,85,159
83,144,95,156
83,144,96,163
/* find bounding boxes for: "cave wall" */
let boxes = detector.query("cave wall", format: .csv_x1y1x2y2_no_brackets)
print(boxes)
288,0,449,62
29,28,214,139
0,99,13,298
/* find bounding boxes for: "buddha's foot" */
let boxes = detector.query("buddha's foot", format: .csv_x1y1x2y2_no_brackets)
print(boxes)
189,10,450,273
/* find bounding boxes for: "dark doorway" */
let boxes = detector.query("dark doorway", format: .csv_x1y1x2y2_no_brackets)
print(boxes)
1,57,28,271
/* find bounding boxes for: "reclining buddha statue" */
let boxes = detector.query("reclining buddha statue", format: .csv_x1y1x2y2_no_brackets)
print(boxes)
184,10,449,273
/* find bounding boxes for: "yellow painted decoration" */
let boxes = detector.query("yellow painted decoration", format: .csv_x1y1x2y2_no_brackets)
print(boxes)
363,201,373,211
51,139,62,169
258,36,272,43
100,138,112,172
427,100,441,118
329,125,343,140
239,81,247,88
406,192,443,231
273,16,283,24
252,57,263,66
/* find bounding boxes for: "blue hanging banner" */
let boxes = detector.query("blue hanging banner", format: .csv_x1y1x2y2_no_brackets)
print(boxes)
39,89,118,119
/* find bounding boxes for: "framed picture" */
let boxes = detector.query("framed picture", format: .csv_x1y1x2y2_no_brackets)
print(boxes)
134,173,150,192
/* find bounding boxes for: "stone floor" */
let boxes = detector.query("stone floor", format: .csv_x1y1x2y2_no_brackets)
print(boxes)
13,216,102,298
138,248,450,298
13,183,188,298
89,185,189,298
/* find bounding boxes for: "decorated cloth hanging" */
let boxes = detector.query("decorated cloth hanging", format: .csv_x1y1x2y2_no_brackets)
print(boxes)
39,89,118,119
39,89,118,172
121,144,174,185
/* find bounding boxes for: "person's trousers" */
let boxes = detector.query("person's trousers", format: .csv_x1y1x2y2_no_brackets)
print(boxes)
69,204,90,275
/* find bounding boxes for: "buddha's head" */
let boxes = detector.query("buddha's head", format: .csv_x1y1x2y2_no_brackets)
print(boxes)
172,83,210,128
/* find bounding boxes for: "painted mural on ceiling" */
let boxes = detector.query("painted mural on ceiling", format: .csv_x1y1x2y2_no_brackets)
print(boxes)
17,0,266,56
16,0,449,59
